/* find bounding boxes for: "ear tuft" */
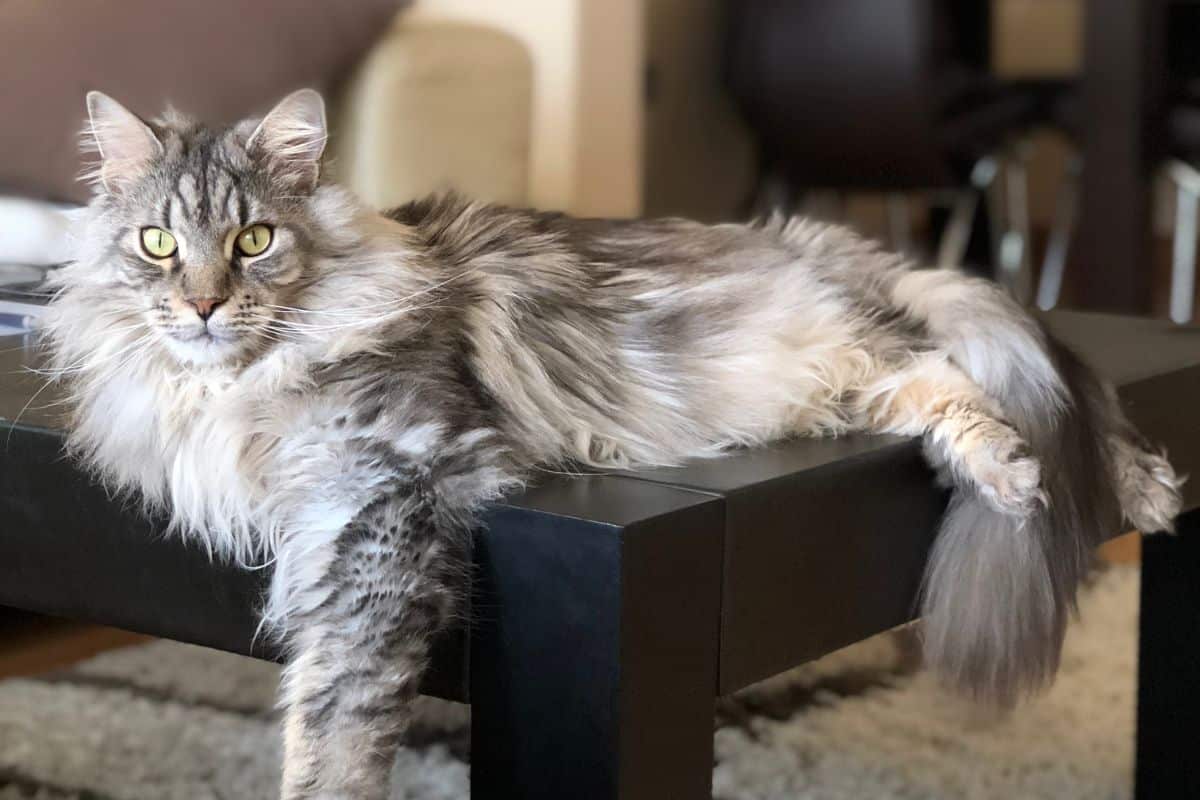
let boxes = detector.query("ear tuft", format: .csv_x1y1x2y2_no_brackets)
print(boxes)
247,89,328,193
83,91,163,193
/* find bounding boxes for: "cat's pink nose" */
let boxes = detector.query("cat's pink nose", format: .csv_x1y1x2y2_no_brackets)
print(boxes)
187,296,228,321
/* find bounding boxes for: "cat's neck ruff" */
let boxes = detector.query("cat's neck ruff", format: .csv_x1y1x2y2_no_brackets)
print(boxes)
43,214,433,565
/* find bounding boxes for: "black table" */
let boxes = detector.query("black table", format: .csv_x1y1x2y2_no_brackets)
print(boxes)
2,311,1199,799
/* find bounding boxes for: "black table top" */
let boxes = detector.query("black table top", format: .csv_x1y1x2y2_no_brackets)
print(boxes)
2,310,1199,696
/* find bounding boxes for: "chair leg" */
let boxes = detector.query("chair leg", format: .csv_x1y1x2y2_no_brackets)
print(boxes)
984,156,1009,277
997,141,1034,305
1136,509,1200,799
1036,156,1081,311
937,156,997,270
801,190,845,224
936,191,979,269
746,167,795,219
1168,160,1200,324
887,193,913,255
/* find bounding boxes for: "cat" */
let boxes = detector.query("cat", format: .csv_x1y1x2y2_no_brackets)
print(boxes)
42,88,1181,798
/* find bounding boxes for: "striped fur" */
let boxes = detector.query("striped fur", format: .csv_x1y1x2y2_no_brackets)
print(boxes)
42,91,1182,797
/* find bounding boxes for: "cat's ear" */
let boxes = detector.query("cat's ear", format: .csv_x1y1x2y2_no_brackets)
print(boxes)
84,91,163,193
246,89,327,194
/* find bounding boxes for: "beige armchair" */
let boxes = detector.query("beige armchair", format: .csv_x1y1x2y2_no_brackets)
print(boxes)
329,18,534,210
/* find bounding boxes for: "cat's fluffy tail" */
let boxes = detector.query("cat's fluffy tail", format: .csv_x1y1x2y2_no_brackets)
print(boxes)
891,270,1182,705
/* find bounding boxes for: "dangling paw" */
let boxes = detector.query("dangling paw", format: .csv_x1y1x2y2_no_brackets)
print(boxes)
962,426,1045,518
1112,437,1184,533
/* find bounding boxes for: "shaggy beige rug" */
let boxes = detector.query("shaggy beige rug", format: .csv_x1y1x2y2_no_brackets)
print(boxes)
0,566,1138,799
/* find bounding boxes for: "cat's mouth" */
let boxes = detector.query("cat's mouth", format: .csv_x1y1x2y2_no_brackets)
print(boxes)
162,324,248,365
170,324,234,344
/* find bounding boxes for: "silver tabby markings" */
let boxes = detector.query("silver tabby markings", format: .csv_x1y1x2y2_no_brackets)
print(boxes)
43,90,1182,798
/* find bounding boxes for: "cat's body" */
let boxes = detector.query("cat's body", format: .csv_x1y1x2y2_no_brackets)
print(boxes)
44,91,1182,798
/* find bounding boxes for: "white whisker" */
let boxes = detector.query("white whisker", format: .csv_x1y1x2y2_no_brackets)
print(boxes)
262,267,476,319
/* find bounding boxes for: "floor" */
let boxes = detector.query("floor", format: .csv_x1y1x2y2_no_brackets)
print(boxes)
0,564,1143,799
0,613,147,680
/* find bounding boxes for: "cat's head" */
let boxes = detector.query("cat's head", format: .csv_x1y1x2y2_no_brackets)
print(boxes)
71,89,333,366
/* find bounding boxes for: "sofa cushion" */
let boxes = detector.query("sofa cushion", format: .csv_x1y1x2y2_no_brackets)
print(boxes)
0,0,407,204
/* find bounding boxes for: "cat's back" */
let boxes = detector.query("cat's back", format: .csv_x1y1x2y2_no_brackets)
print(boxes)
384,193,841,281
385,193,905,351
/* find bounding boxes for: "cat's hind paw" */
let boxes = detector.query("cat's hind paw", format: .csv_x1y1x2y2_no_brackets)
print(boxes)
964,432,1045,519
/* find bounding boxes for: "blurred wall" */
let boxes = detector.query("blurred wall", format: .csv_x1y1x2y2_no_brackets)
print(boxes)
409,0,643,216
993,0,1081,77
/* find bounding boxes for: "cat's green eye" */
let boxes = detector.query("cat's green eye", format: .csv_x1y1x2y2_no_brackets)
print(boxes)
236,224,273,257
140,227,177,259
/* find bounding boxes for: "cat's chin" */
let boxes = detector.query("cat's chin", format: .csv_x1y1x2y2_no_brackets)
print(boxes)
163,331,252,367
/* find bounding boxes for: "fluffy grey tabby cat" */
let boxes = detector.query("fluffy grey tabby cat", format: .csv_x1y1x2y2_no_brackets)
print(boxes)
43,89,1181,798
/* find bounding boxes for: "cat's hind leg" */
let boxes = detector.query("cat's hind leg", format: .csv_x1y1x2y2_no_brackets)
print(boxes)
1108,432,1184,533
276,488,469,800
856,353,1044,517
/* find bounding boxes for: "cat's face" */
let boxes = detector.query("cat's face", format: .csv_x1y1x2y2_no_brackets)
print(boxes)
82,90,328,366
100,153,312,366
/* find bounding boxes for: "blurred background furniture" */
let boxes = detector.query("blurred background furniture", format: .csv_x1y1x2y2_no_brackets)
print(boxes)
328,16,534,209
1024,0,1200,323
1036,0,1197,320
8,0,1198,323
385,0,645,217
0,3,540,294
725,0,1044,298
723,0,1200,322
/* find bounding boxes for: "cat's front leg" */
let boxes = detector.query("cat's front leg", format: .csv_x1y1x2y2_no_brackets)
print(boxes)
276,486,471,800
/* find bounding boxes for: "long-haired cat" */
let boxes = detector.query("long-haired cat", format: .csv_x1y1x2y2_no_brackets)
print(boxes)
42,89,1181,798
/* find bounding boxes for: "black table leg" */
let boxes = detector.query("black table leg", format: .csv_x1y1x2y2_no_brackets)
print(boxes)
1136,507,1200,799
470,489,723,799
